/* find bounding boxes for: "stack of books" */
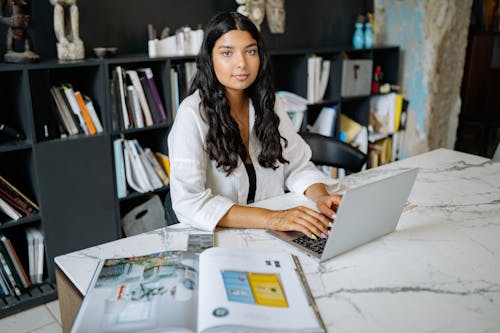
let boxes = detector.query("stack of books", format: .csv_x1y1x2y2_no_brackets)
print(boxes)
0,176,39,223
0,228,45,297
50,84,103,137
111,67,168,131
113,138,170,198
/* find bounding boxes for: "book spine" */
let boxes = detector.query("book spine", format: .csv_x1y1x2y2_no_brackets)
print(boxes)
83,96,104,133
0,175,39,211
139,75,161,124
50,86,79,135
1,235,31,288
113,139,127,198
0,179,34,215
75,91,97,135
144,148,169,186
139,68,168,123
132,140,163,189
0,250,21,296
62,85,89,135
126,70,154,127
115,66,131,130
0,196,22,220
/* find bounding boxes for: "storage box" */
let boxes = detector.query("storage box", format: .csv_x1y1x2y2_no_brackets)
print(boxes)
341,59,373,97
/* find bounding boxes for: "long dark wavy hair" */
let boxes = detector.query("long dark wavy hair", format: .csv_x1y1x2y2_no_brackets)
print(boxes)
189,11,288,175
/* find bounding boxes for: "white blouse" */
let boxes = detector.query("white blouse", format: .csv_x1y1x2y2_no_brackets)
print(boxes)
167,91,336,231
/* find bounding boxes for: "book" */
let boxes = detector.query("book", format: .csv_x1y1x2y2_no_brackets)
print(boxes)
137,68,168,124
115,66,131,130
0,234,31,289
83,96,104,133
309,105,337,137
144,148,169,186
169,67,178,120
0,266,10,296
113,138,127,198
154,152,170,177
276,91,308,132
62,84,90,135
70,247,325,333
0,175,39,215
139,74,162,124
25,227,44,284
50,86,80,135
127,85,145,128
0,196,22,220
0,250,21,296
131,139,163,190
123,139,153,193
125,70,154,126
74,91,97,135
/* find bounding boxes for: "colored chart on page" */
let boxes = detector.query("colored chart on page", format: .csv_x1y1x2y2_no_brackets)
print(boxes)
221,271,288,307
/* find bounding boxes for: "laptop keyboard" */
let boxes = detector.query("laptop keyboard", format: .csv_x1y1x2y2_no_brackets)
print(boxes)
292,235,327,254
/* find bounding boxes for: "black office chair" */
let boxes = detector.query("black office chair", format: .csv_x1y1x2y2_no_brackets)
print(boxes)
164,189,180,225
299,132,367,173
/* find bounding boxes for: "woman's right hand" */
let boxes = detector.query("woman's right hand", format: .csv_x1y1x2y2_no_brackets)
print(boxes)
266,206,332,239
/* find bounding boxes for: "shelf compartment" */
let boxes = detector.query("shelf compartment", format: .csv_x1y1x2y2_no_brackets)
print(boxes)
0,282,57,319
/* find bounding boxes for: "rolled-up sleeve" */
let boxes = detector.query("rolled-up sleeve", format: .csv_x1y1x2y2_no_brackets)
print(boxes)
168,97,234,231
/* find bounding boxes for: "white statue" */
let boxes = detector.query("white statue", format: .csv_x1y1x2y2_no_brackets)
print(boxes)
49,0,84,60
266,0,285,33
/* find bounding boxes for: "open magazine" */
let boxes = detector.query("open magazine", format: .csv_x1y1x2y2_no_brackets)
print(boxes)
70,247,325,333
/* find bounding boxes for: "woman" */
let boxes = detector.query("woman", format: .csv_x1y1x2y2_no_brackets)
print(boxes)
168,12,341,239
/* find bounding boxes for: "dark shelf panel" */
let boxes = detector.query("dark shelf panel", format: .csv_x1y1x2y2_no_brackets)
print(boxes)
0,283,57,319
119,186,169,202
0,141,32,153
0,214,41,231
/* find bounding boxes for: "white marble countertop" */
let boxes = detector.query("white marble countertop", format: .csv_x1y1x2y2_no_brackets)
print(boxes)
55,149,500,332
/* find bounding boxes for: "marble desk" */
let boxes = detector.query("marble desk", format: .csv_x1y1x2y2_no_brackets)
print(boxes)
55,149,500,332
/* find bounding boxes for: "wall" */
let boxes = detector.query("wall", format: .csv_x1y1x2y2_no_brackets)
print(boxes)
0,0,371,59
374,0,473,156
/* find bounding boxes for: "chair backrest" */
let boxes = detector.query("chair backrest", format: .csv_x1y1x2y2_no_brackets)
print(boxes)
164,190,180,225
299,132,367,173
493,141,500,162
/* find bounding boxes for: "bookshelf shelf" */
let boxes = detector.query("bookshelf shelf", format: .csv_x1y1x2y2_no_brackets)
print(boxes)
0,282,57,319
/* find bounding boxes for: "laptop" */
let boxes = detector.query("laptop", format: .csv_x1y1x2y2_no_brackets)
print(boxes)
267,168,418,262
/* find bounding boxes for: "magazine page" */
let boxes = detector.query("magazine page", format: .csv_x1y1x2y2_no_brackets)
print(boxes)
197,247,323,333
71,251,199,333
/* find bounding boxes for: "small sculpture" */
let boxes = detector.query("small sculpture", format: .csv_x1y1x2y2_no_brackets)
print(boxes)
49,0,84,60
266,0,285,33
246,0,266,31
0,0,40,63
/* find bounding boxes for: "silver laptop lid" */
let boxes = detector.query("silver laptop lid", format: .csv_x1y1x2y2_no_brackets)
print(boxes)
320,168,418,261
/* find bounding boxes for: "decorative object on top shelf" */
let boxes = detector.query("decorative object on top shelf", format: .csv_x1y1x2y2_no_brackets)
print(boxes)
235,0,265,31
49,0,84,60
371,65,382,94
364,23,373,48
0,0,40,63
266,0,285,33
352,22,364,49
93,46,118,59
147,23,203,57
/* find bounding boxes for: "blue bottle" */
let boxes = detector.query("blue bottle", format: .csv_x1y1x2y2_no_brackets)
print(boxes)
352,23,364,49
364,23,373,48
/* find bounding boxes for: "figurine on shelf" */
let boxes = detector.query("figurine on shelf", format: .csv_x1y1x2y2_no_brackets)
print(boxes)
0,0,40,63
49,0,84,60
266,0,285,33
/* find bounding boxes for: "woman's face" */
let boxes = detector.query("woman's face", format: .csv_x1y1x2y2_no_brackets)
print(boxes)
212,29,260,94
